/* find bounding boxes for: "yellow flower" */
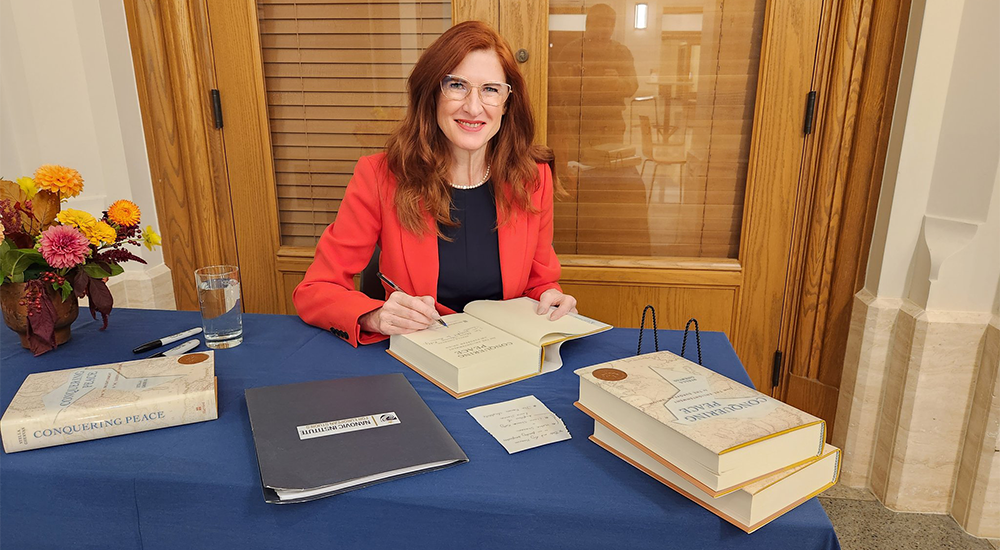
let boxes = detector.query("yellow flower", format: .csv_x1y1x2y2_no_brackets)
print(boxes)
33,165,84,198
142,225,161,251
56,208,97,232
107,199,141,226
16,177,38,199
85,221,117,246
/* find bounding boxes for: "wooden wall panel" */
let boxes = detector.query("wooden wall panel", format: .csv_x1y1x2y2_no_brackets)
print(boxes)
274,255,741,329
277,248,314,313
559,282,737,336
124,0,236,311
560,260,741,334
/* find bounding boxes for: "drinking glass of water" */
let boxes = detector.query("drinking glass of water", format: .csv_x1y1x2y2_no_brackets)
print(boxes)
194,265,243,349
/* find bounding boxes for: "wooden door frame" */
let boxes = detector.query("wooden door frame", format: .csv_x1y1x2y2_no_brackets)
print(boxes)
124,0,237,311
777,0,913,426
125,0,908,424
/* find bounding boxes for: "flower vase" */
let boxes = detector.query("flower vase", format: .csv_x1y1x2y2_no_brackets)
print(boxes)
0,282,79,349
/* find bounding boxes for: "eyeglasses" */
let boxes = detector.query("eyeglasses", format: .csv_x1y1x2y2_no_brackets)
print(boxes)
440,74,512,106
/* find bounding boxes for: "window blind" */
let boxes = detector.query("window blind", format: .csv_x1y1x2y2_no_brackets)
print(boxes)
257,0,450,247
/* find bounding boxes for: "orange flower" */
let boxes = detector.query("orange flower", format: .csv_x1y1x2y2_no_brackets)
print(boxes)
33,165,84,198
107,199,141,226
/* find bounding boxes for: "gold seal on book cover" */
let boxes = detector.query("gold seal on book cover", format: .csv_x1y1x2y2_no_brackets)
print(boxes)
593,368,627,381
178,353,210,364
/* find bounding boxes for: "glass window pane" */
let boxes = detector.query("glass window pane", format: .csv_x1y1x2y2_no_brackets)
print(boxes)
548,0,765,258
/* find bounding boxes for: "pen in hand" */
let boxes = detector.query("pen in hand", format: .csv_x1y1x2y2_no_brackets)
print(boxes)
376,272,448,328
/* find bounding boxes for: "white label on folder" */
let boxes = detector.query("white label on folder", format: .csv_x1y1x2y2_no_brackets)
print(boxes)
296,412,400,440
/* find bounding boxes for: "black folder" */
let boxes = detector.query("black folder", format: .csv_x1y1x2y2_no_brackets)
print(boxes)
245,373,468,504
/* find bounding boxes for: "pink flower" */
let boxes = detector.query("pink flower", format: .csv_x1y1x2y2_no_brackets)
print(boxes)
38,224,90,269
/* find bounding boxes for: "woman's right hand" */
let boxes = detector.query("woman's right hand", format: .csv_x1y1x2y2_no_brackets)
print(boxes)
359,291,441,335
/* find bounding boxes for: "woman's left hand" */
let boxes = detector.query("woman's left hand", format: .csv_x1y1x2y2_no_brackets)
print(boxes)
535,288,578,321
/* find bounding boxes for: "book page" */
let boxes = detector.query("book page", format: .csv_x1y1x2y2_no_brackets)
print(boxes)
464,297,611,347
402,313,541,390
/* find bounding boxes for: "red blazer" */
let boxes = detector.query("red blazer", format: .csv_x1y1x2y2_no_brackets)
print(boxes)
293,153,563,346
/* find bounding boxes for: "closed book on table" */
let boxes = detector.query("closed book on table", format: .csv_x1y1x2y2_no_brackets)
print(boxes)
574,351,826,497
1,352,218,453
245,373,468,504
592,422,841,533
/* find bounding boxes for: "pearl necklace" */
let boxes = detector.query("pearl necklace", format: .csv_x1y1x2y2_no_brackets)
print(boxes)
450,164,491,190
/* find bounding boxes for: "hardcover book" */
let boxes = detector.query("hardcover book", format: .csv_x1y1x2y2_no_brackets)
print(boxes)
1,352,218,453
592,422,841,533
388,297,611,398
245,373,468,503
574,350,826,496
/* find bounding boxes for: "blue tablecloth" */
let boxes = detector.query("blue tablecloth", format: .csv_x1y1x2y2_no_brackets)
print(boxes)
1,309,840,550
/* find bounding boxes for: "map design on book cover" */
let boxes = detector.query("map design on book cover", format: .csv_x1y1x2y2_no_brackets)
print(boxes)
576,351,822,454
41,369,182,422
1,353,217,452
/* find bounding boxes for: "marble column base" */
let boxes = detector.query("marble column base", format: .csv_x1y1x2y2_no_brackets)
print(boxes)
834,290,900,487
951,318,1000,538
836,291,996,524
871,302,989,512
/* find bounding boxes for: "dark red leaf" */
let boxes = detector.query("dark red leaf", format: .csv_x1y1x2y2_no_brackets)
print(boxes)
4,230,33,249
69,267,91,298
25,281,57,356
87,278,114,330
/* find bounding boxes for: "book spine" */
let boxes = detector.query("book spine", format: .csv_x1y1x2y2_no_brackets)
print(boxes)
0,386,217,453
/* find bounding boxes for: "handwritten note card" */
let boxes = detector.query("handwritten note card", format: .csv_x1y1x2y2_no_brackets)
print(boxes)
467,396,571,454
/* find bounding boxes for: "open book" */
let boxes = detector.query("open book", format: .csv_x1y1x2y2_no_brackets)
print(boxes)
387,297,612,398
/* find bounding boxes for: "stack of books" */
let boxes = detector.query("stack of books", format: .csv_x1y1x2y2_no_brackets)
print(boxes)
574,350,840,533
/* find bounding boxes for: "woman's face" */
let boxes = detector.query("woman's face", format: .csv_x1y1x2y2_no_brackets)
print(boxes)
436,49,507,159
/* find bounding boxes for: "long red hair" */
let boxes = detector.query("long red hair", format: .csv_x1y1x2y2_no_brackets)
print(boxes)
384,21,554,235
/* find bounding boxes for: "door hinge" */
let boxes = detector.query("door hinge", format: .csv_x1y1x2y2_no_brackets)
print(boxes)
211,89,223,129
771,350,783,388
803,91,817,135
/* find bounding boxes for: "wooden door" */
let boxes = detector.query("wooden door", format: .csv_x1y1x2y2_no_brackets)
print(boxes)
202,0,822,394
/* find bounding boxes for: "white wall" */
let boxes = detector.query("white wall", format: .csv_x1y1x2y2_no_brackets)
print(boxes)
1,0,173,308
865,0,1000,314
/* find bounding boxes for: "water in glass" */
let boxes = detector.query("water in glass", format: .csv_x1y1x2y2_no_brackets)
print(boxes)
195,266,243,349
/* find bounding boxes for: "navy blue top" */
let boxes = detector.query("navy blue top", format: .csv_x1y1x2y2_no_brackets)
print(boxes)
437,182,503,312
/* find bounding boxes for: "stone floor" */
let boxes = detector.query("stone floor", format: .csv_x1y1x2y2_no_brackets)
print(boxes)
819,485,999,550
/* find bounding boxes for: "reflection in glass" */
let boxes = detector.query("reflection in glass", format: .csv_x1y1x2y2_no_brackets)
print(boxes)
548,0,765,258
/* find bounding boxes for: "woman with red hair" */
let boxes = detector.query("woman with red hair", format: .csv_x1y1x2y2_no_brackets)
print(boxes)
294,21,577,346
